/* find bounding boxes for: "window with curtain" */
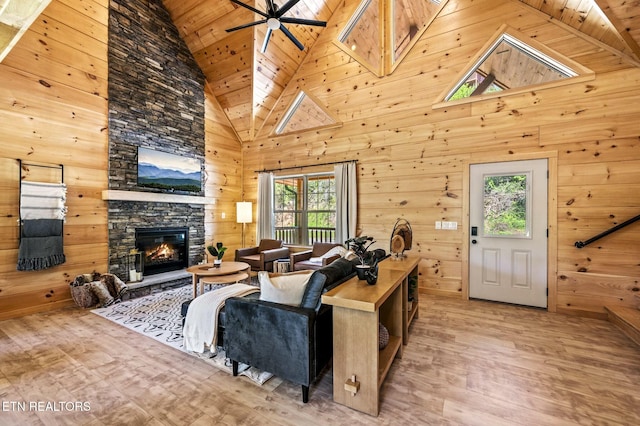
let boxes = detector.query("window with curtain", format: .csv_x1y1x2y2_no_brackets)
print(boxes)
273,173,336,245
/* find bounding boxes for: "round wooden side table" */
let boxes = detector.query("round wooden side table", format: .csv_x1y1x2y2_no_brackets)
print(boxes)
187,261,251,298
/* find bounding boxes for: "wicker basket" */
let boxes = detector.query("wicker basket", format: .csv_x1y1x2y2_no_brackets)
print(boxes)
69,275,99,308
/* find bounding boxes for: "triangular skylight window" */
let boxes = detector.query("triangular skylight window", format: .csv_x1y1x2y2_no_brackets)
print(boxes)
337,0,383,76
442,30,592,103
275,91,340,135
336,0,447,76
390,0,442,69
0,0,51,63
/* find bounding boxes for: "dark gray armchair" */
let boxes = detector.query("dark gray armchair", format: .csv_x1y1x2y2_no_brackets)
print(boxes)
234,239,289,271
224,258,356,402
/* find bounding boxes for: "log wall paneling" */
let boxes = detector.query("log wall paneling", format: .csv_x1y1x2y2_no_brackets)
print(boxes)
204,89,244,257
0,0,110,320
0,0,244,319
242,0,640,317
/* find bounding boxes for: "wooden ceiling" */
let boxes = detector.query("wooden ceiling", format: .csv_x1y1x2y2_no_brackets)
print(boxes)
161,0,640,143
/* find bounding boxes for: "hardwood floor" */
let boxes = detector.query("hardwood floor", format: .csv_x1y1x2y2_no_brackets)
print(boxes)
1,295,638,425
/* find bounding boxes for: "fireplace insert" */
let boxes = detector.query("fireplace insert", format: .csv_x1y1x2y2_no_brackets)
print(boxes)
135,227,189,275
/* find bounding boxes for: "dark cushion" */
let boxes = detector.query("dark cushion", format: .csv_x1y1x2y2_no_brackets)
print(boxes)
299,271,327,311
300,257,355,311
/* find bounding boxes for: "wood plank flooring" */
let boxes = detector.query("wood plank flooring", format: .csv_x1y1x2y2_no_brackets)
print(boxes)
0,295,639,425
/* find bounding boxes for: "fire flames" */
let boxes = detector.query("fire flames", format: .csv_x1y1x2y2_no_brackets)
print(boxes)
146,243,177,263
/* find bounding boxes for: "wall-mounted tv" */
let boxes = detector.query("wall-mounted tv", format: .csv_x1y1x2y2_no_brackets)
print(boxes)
137,147,202,194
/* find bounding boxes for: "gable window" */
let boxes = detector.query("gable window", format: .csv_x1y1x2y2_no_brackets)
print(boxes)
274,91,341,136
446,34,576,102
336,0,447,75
274,173,336,245
0,0,52,63
437,27,594,106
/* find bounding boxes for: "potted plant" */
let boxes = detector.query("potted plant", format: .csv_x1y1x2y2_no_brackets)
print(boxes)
207,242,227,267
345,236,376,280
363,255,380,285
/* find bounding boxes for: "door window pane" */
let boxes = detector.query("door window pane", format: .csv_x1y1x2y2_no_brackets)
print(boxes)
483,173,530,237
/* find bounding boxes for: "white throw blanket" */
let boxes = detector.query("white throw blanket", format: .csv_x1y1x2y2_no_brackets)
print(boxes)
20,181,67,221
183,283,259,354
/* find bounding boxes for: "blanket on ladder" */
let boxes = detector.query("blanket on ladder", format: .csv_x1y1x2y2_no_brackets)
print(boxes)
183,283,259,355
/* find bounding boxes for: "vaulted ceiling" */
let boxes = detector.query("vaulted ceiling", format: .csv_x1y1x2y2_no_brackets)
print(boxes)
161,0,640,143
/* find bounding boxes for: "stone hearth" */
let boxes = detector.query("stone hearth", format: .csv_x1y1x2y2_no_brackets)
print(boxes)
123,270,191,300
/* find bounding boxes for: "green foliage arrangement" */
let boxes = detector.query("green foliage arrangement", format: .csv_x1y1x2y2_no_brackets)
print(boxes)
207,242,228,260
345,236,376,265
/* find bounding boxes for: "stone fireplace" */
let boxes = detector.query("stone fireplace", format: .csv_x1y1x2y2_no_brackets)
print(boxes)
105,0,207,290
106,201,205,283
136,227,189,276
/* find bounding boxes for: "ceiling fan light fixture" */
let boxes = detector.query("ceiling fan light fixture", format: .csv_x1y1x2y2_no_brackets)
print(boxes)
226,0,326,52
267,17,280,30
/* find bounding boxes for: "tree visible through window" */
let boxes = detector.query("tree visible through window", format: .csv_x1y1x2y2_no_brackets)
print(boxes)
274,174,336,245
483,174,529,237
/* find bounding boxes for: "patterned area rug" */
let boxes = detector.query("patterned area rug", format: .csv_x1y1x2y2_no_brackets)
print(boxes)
91,284,282,389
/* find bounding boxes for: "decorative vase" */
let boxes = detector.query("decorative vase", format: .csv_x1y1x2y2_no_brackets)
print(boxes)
355,264,370,280
365,265,378,285
379,322,389,350
213,259,222,268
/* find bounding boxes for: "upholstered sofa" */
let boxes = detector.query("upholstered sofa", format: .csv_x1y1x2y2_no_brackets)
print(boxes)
224,257,356,403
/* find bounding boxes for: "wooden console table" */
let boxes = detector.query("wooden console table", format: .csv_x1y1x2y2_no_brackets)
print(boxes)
322,256,420,416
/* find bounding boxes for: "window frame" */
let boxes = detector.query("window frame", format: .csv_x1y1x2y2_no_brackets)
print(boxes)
433,25,595,109
273,172,337,246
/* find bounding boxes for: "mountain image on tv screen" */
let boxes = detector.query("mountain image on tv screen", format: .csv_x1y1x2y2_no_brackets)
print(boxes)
137,147,202,193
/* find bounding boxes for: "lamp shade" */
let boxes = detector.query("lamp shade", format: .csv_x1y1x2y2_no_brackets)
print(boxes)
236,202,252,224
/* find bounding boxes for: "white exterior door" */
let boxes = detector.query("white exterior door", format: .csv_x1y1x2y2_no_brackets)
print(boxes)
469,159,548,308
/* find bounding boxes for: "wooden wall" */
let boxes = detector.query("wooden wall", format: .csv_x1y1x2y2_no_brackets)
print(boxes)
0,0,243,320
242,0,640,317
0,0,110,320
0,0,637,320
204,89,246,256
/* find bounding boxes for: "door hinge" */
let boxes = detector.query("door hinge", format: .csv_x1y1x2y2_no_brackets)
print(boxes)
546,287,548,296
546,228,548,238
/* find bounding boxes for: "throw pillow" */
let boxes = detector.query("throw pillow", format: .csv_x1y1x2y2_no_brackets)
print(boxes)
310,246,347,263
258,271,313,306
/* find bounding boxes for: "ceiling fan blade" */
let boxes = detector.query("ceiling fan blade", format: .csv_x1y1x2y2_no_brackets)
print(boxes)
261,28,273,53
226,19,267,32
279,24,304,51
266,0,276,15
230,0,269,18
279,17,327,27
275,0,301,18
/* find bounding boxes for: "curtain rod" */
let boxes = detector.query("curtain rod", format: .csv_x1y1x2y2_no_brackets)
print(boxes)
255,159,357,174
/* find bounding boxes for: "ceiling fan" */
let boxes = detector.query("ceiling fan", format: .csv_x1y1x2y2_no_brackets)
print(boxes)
226,0,327,53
